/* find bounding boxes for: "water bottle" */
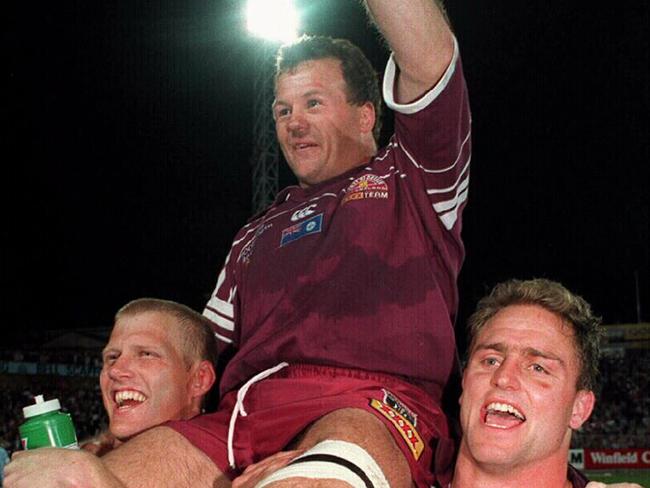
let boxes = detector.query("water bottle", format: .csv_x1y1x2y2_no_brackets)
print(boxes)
19,394,79,450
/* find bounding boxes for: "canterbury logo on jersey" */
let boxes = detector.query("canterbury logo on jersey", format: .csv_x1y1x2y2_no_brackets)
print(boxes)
291,204,317,221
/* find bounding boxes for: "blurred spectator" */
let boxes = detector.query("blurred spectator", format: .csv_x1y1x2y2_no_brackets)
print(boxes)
0,442,9,486
571,352,649,448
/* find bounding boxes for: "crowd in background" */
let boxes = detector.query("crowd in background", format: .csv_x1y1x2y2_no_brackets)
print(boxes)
0,351,648,456
0,349,102,368
572,353,650,449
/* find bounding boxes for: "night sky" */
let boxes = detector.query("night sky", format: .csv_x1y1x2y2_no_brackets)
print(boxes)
5,1,648,349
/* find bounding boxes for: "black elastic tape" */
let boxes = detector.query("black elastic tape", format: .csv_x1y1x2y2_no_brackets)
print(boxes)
289,453,376,488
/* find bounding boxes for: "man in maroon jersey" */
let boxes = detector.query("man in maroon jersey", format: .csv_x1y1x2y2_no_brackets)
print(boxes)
5,1,469,487
169,0,467,486
168,0,467,485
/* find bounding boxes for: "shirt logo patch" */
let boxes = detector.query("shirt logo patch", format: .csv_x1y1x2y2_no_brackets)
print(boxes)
342,174,389,204
291,204,318,222
382,389,418,427
370,398,424,460
280,213,323,247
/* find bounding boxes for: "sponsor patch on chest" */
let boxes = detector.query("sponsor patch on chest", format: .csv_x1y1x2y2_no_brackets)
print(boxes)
342,174,389,204
369,398,424,460
280,213,323,247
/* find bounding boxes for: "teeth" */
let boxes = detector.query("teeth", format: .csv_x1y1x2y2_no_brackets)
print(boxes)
114,390,146,406
486,402,525,420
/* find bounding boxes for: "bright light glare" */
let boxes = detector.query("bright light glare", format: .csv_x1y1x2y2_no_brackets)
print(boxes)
247,0,299,43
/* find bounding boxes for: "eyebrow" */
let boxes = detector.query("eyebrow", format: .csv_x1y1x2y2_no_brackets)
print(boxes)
274,89,327,108
473,342,506,354
301,89,325,98
102,343,167,355
473,342,566,366
522,347,565,366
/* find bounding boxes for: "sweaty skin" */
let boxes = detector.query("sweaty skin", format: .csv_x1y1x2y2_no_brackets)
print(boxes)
454,304,595,487
100,311,212,442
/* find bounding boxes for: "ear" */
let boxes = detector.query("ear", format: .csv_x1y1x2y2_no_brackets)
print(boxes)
569,389,595,430
458,372,467,407
190,360,217,399
358,101,376,135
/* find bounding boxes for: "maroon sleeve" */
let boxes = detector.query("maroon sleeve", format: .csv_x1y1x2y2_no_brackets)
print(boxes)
383,38,471,232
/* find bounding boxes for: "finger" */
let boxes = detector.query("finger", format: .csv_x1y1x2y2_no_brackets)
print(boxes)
10,451,27,461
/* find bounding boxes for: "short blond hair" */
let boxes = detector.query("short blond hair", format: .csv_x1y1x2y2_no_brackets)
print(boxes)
115,298,217,370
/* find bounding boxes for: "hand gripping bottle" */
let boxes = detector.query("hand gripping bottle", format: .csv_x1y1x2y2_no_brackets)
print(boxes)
19,394,79,450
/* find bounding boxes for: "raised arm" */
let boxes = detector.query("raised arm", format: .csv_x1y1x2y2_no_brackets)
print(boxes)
363,0,455,103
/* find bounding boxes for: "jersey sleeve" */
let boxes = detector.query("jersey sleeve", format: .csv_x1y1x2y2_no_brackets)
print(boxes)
203,248,239,355
383,37,472,232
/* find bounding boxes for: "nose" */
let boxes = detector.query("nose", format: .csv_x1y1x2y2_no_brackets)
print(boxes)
490,358,521,390
106,356,134,380
286,110,308,133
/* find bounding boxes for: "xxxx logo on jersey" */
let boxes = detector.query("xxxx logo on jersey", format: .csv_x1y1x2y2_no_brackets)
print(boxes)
370,398,424,460
342,174,389,204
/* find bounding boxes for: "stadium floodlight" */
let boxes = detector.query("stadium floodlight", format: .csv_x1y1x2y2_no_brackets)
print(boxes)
247,0,300,213
246,0,300,43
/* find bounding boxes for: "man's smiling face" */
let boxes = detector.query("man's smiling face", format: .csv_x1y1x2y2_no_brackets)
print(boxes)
100,311,197,441
273,57,375,188
458,304,594,473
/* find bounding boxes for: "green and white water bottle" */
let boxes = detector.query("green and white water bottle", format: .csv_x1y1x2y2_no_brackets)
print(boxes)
19,394,79,450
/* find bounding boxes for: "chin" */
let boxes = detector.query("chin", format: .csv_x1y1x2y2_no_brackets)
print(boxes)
111,424,143,441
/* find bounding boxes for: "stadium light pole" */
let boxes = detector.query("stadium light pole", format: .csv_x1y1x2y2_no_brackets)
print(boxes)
246,0,300,215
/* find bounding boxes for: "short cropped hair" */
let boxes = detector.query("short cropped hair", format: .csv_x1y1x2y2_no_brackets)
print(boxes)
115,298,218,371
466,279,603,391
275,35,382,141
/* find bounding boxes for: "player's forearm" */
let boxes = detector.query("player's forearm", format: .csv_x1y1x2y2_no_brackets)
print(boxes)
85,459,127,488
363,0,454,101
102,426,225,488
3,448,126,488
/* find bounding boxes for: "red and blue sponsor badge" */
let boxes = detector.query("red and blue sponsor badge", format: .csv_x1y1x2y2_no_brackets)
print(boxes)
280,213,323,247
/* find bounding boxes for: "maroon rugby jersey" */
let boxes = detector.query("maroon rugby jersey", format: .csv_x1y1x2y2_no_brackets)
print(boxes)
568,465,589,488
205,42,471,401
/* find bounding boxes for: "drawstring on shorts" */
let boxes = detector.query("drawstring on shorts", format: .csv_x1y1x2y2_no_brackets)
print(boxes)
227,362,289,470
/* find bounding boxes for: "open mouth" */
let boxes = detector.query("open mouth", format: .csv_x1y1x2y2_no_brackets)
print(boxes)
114,390,147,409
483,402,526,429
294,142,317,151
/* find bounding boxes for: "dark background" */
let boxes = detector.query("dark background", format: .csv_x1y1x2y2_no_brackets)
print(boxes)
4,1,648,351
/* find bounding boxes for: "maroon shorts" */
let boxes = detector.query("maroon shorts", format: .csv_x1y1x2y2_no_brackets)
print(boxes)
167,364,455,487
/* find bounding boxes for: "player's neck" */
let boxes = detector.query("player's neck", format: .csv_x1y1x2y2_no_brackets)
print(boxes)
451,448,572,488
